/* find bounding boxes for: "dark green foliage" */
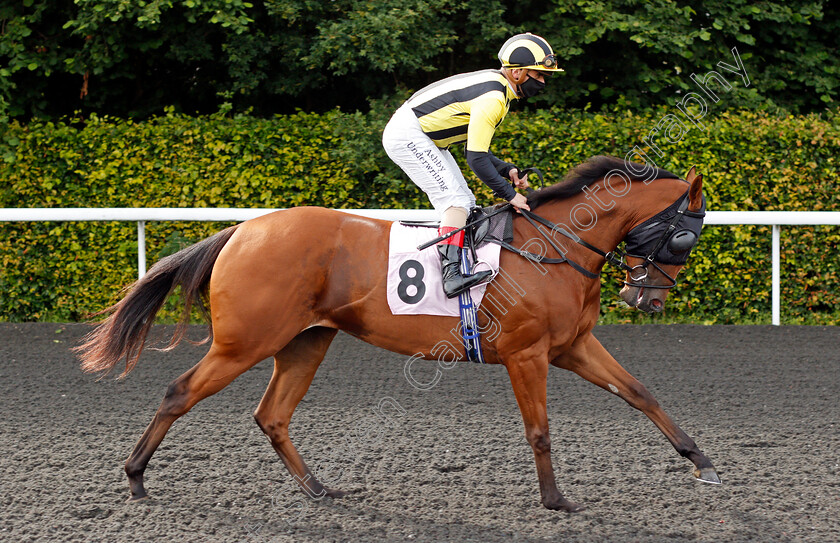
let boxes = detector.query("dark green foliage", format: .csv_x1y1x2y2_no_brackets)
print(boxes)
3,1,836,325
1,108,837,323
1,0,838,121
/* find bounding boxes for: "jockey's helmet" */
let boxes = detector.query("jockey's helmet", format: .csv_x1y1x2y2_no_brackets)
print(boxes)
498,33,563,74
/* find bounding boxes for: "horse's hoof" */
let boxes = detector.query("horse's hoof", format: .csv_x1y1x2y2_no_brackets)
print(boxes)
543,498,585,512
562,501,585,513
127,473,148,501
325,487,348,498
693,467,722,484
127,493,149,502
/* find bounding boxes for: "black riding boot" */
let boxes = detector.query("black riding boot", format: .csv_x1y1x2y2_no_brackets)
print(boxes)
437,243,493,299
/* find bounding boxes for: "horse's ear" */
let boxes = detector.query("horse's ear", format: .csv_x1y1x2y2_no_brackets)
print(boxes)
685,166,697,184
687,167,703,211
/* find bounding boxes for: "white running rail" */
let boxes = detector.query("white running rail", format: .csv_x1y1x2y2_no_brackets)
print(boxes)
3,208,840,325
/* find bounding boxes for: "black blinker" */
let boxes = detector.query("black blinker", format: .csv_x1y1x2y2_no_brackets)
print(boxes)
668,230,698,253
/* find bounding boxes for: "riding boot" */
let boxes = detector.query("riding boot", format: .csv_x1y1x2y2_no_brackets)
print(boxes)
437,227,493,299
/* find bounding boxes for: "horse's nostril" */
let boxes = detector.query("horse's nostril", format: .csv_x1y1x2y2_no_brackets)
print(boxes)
650,298,663,311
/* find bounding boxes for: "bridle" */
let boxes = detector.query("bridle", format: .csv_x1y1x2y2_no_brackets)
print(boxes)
619,193,705,288
498,191,705,291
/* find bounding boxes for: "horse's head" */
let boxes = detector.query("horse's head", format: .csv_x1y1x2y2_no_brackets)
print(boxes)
619,167,705,313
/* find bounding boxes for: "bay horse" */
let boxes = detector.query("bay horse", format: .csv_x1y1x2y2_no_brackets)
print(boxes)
76,155,720,512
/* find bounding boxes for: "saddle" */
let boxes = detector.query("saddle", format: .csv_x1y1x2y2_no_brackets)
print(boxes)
399,203,514,253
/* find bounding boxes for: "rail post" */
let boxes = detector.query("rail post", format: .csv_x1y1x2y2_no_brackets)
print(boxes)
772,224,780,326
137,220,146,279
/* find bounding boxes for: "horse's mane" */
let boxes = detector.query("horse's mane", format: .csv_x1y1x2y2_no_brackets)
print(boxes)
526,155,681,209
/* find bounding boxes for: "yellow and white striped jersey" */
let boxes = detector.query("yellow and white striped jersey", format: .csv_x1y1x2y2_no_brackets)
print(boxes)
405,70,518,152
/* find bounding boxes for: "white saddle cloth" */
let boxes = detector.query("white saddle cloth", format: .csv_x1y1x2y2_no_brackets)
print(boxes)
386,222,501,316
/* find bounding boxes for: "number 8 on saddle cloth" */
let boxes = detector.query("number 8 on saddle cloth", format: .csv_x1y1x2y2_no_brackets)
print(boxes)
386,206,513,363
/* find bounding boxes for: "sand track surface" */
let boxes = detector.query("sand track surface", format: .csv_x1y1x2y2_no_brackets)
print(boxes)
1,323,838,542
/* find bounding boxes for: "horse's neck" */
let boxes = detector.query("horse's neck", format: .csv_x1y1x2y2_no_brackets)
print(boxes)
537,177,688,272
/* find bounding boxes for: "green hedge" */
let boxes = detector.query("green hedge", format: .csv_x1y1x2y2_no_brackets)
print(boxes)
1,107,838,323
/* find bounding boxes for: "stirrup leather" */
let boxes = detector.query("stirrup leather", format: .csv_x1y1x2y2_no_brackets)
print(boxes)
437,227,492,299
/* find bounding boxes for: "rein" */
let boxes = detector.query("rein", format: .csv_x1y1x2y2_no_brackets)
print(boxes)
416,170,699,291
496,191,699,290
497,166,632,280
415,201,634,282
494,208,627,280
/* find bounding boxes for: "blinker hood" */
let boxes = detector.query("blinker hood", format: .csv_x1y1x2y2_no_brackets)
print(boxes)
624,191,706,265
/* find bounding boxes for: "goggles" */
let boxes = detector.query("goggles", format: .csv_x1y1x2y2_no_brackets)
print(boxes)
536,54,559,69
507,54,559,71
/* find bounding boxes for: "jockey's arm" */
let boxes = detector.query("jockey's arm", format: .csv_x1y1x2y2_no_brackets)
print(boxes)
466,150,517,202
487,152,517,178
465,97,525,203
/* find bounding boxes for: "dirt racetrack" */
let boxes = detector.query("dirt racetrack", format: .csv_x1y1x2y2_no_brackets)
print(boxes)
1,323,838,542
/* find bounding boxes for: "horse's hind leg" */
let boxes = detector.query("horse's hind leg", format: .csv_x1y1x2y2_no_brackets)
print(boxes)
253,326,342,499
124,342,273,501
555,333,721,484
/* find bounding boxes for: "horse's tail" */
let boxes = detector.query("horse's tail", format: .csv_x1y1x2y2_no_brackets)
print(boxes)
74,225,240,378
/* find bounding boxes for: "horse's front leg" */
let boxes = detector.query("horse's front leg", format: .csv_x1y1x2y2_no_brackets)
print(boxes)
505,353,584,512
554,332,721,484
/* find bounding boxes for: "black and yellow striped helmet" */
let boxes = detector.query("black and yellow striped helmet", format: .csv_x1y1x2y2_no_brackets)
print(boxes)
498,33,563,73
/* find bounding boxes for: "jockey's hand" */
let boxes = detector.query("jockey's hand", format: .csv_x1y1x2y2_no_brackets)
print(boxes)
509,193,530,213
509,168,530,190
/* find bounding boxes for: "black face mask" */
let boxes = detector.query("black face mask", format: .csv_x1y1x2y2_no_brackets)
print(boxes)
519,76,546,98
624,192,706,265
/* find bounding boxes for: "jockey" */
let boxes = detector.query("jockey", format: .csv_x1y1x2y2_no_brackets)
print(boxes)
383,33,562,298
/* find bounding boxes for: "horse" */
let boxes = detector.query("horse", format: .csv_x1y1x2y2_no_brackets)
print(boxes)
76,155,720,512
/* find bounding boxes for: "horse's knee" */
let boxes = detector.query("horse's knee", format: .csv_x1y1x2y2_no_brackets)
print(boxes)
623,381,659,411
526,431,551,454
253,411,289,442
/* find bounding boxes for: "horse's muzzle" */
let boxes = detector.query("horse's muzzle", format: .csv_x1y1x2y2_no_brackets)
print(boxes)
620,285,666,313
